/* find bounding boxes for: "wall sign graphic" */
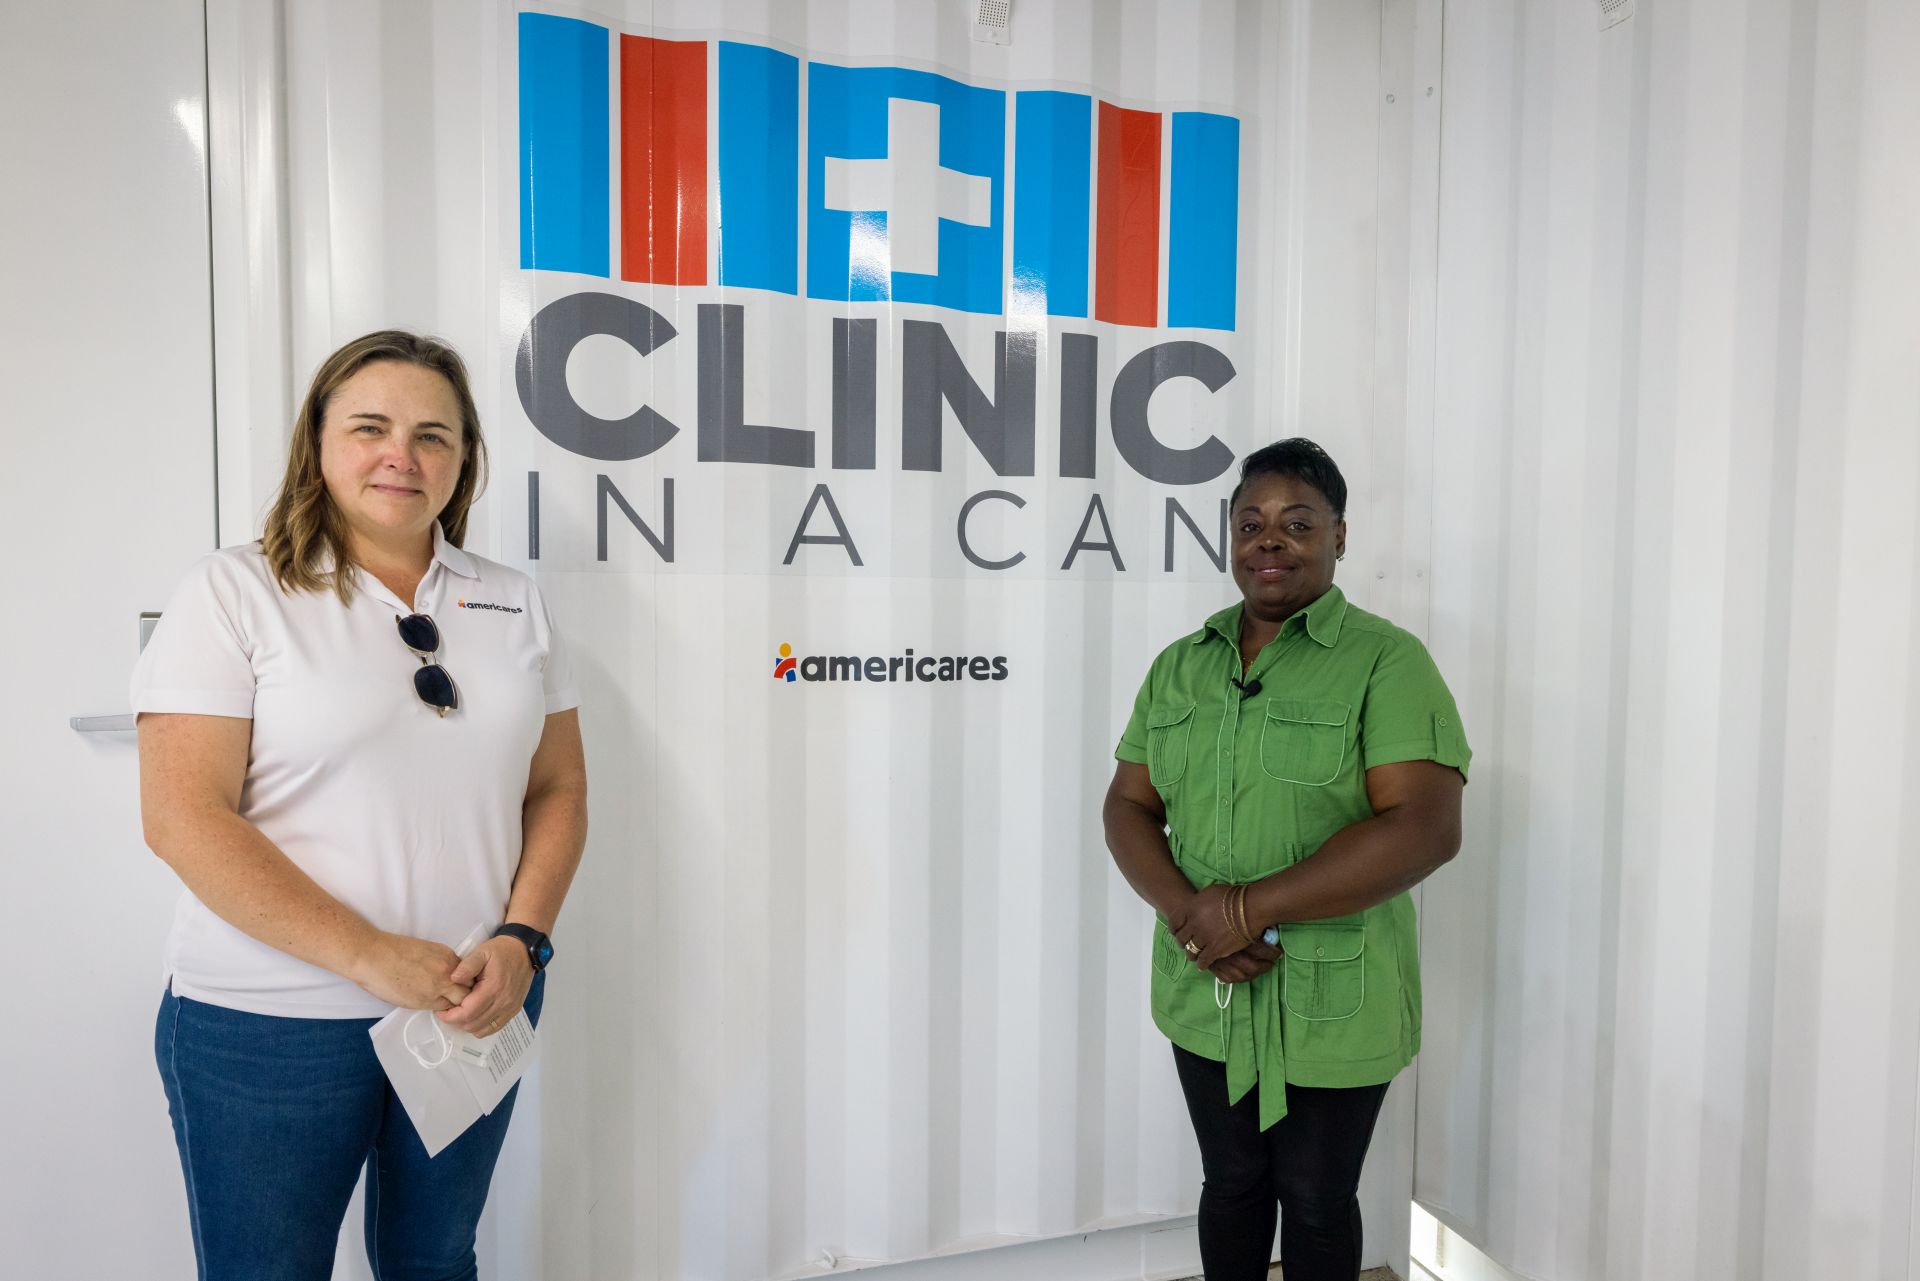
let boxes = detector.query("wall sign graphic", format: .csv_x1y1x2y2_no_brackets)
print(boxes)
510,10,1248,577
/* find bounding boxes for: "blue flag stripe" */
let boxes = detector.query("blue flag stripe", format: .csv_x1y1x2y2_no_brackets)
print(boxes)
806,65,1005,314
1012,91,1091,319
518,14,610,277
718,41,800,294
1167,111,1239,331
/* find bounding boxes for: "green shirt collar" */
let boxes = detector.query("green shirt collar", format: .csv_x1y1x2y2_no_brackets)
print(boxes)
1195,584,1349,652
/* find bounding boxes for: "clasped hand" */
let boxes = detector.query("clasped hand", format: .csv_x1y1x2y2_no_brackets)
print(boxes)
1171,883,1281,981
353,931,533,1038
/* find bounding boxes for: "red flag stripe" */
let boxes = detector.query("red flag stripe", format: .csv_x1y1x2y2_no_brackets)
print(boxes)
620,35,707,286
1094,101,1160,327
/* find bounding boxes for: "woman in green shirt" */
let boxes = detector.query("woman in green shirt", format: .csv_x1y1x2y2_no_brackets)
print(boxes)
1104,439,1470,1281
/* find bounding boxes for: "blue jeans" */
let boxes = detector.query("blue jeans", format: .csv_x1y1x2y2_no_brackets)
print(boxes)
154,974,544,1281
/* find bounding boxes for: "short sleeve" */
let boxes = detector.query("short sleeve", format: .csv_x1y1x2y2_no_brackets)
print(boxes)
129,554,258,719
1358,633,1471,781
1114,665,1154,764
530,582,580,714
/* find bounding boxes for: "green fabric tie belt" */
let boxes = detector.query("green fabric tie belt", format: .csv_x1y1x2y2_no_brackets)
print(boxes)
1220,965,1288,1130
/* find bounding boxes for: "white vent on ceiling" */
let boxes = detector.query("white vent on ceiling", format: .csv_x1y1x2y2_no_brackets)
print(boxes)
1598,0,1634,30
972,0,1012,45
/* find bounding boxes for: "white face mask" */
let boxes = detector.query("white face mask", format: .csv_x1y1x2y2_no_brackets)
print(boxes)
400,922,503,1070
403,1010,461,1069
366,922,541,1159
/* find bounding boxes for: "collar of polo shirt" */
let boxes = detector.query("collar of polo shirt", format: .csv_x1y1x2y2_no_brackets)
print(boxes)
1195,583,1349,652
425,523,481,581
312,522,483,588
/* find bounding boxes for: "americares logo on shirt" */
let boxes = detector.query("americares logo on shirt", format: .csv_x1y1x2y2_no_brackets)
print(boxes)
457,599,525,614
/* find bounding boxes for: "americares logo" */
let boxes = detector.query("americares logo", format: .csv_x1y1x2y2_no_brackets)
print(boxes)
456,599,525,613
774,642,1009,684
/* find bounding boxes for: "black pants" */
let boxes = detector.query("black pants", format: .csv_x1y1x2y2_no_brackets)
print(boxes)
1172,1045,1390,1281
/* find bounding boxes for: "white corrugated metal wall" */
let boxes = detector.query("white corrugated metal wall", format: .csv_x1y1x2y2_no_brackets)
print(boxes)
205,2,1440,1279
1415,1,1920,1278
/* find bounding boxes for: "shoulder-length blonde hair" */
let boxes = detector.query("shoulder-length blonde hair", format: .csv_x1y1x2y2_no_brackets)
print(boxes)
261,330,489,602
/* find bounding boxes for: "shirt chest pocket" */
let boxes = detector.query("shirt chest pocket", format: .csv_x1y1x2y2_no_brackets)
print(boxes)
1147,703,1197,787
1280,922,1366,1021
1259,698,1350,786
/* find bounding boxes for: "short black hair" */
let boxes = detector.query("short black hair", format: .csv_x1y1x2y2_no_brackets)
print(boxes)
1229,438,1348,519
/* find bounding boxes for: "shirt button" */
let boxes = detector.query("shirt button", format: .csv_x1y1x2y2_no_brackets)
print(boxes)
1438,717,1449,726
1315,947,1325,958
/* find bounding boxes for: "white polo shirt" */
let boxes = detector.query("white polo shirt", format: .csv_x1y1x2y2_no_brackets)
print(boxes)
130,526,578,1018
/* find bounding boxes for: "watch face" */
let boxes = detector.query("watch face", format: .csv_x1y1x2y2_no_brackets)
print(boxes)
535,939,554,967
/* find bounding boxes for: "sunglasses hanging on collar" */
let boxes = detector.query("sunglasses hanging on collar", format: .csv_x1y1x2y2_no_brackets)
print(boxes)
395,613,459,716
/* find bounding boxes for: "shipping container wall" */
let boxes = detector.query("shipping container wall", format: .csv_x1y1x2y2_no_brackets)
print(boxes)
202,2,1442,1280
1415,1,1920,1278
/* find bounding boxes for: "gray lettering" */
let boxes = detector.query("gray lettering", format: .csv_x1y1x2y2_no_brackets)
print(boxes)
597,475,674,563
956,490,1028,571
527,470,540,560
1058,332,1098,478
1165,497,1229,572
1062,493,1125,571
517,293,680,461
833,317,877,469
828,656,860,681
782,484,864,567
698,303,814,467
901,321,1036,475
1109,341,1236,484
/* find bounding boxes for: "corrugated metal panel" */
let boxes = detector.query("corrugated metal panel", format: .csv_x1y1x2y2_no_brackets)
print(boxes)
1414,1,1920,1279
214,2,1440,1278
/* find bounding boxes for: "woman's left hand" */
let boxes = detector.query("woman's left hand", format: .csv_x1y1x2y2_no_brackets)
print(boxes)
436,936,534,1037
1174,883,1255,970
1211,938,1281,983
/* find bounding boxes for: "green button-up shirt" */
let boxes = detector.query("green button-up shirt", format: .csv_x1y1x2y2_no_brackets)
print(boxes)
1115,585,1470,1129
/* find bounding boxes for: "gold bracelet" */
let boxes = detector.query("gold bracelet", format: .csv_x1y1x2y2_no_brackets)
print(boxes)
1222,884,1245,945
1234,885,1252,943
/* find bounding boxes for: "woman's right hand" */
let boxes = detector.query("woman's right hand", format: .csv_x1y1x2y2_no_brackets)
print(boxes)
1165,893,1280,982
1210,939,1282,984
349,931,473,1010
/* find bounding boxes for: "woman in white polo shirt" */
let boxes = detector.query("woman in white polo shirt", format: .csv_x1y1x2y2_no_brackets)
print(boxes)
132,330,588,1281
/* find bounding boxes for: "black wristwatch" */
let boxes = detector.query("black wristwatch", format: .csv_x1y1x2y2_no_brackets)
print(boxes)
493,922,553,972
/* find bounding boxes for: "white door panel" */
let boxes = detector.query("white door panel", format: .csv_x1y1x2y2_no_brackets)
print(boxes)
0,3,215,1277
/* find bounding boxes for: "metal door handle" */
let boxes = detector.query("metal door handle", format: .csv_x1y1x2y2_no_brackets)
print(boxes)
70,613,162,732
71,715,138,733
